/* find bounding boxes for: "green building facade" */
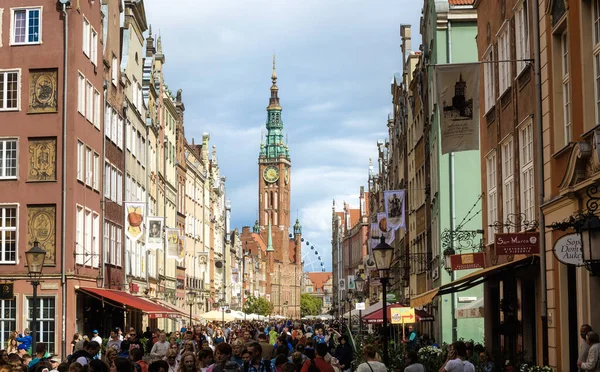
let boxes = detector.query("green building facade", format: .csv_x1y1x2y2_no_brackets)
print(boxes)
422,0,484,344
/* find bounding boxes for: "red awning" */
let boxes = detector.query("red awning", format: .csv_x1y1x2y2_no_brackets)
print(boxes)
79,287,181,319
362,304,435,324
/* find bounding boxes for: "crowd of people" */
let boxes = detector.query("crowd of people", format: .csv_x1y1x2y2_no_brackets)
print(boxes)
0,321,393,372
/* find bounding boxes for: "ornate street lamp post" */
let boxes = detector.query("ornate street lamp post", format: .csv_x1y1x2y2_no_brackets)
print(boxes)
25,241,46,354
186,291,196,327
354,275,365,338
373,236,393,367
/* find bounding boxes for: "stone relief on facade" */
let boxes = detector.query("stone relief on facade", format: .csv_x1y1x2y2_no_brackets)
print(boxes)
28,138,57,181
27,205,56,265
29,69,58,113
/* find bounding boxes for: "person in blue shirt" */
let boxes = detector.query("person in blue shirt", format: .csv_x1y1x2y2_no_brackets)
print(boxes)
405,325,417,350
246,342,275,372
16,329,32,354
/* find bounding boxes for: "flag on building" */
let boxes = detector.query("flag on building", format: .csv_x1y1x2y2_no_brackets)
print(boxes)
125,202,145,241
384,190,406,231
378,212,395,244
146,216,164,250
166,228,180,259
435,63,480,154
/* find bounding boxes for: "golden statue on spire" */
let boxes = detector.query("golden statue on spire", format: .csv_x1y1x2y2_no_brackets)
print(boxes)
271,54,277,83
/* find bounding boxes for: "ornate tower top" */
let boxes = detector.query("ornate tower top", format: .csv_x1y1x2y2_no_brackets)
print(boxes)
260,55,289,160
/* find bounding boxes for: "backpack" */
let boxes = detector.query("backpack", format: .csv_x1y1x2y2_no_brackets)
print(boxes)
67,350,91,365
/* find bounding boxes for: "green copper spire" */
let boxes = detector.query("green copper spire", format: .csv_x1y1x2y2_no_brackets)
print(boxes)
261,55,289,160
266,219,274,252
293,218,302,235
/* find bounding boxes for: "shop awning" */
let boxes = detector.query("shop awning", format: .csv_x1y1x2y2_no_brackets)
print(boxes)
455,297,484,319
79,287,181,319
409,255,538,308
149,299,190,319
362,304,435,324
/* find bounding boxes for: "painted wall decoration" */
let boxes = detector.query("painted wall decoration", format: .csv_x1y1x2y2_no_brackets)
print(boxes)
166,228,180,259
146,216,164,250
27,205,56,265
28,138,57,181
29,69,58,113
125,202,145,241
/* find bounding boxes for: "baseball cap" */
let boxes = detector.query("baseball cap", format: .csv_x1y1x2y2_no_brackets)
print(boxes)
93,330,99,334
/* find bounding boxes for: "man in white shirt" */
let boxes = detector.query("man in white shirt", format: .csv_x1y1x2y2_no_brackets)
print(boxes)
106,328,122,351
91,330,103,358
356,345,387,372
151,332,170,358
404,351,425,372
439,341,474,372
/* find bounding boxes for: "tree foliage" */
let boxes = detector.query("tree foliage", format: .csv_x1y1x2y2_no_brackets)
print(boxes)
300,293,322,317
243,295,274,316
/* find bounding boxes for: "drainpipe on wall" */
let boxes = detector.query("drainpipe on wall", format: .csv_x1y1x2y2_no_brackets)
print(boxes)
60,2,69,359
123,103,128,290
163,138,167,301
145,115,150,290
532,0,549,366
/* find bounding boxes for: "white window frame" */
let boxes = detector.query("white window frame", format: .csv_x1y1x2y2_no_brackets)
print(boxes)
90,27,98,66
0,70,21,112
25,297,56,354
519,121,535,226
77,72,85,115
0,299,17,349
84,208,92,266
515,0,530,73
85,80,93,123
93,152,99,190
82,17,90,57
497,22,511,94
77,141,84,182
93,89,101,129
501,137,515,231
486,151,497,243
10,7,42,46
85,146,92,186
0,139,18,179
483,46,495,113
112,56,118,85
0,206,17,264
75,205,84,265
562,30,571,144
116,226,122,267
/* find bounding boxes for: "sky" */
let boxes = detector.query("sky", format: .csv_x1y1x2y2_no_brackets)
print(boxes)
144,0,422,272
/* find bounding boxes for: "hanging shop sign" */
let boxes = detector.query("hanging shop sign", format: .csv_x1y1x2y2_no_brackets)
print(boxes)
450,253,485,271
495,232,540,255
553,233,584,266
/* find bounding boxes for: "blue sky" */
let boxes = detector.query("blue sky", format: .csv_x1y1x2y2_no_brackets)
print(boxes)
145,0,422,272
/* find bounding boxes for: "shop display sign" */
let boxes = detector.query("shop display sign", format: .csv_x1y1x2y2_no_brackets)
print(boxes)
553,233,584,266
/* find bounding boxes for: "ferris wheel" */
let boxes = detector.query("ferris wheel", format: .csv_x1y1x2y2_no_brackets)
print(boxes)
289,233,326,272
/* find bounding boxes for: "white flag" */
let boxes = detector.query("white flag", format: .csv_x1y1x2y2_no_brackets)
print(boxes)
436,63,480,154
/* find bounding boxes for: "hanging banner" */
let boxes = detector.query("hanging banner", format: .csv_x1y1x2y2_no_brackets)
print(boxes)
370,222,381,253
166,228,180,259
177,235,185,262
347,275,355,290
378,212,395,244
125,202,145,241
435,63,480,154
384,190,406,231
146,216,164,250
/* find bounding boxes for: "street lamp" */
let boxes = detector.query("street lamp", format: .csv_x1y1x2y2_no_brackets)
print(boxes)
443,247,455,274
354,275,365,338
186,291,196,327
25,241,46,354
372,236,393,366
581,214,600,275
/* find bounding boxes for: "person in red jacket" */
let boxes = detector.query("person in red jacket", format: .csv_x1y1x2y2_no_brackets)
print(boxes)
301,343,334,372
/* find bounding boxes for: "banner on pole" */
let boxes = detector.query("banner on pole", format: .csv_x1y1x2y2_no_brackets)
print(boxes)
166,228,180,259
435,63,480,154
384,190,406,231
378,212,395,244
146,216,164,250
125,202,145,241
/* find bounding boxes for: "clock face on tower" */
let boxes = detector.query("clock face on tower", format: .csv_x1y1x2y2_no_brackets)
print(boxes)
263,166,280,183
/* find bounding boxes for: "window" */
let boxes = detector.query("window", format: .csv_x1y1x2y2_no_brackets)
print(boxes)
515,0,530,73
484,47,495,112
595,0,600,46
486,152,497,243
0,299,16,349
92,213,99,267
520,122,535,225
85,147,92,186
110,224,116,265
0,139,18,179
137,83,143,109
117,116,123,149
104,162,111,198
498,23,511,93
0,206,17,263
93,153,99,190
85,80,93,123
12,8,41,45
90,28,98,66
133,78,138,109
78,73,85,114
75,205,84,265
116,226,122,267
0,70,20,111
26,297,55,354
104,103,112,138
502,138,515,231
562,31,571,144
112,56,118,85
93,90,101,129
77,141,84,182
82,18,90,56
594,0,600,123
84,209,92,265
103,222,109,265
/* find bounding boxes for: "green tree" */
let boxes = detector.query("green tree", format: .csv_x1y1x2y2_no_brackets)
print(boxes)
243,295,274,316
300,293,322,317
